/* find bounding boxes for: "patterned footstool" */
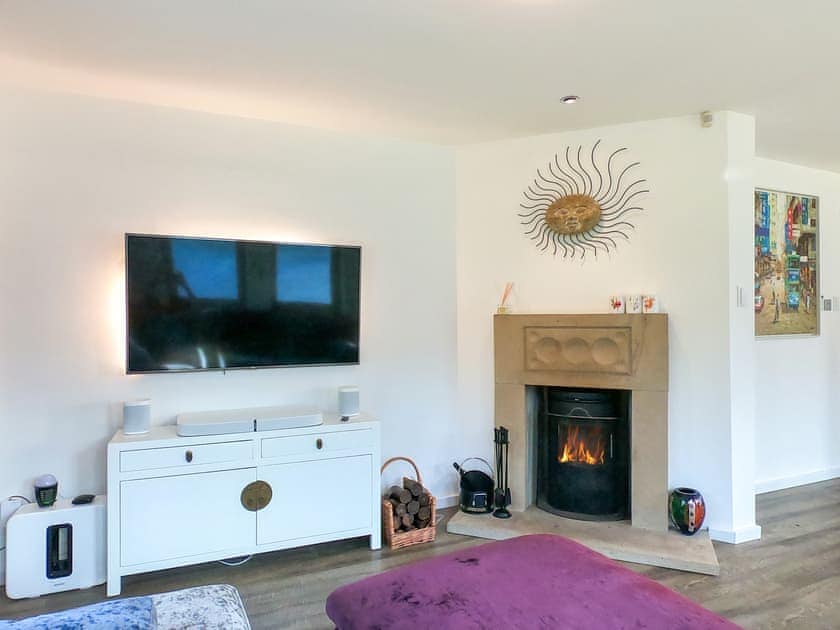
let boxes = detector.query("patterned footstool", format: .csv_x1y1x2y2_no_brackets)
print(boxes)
0,584,250,629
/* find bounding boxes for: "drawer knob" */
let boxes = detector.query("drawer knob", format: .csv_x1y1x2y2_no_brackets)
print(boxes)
185,450,193,463
316,438,323,450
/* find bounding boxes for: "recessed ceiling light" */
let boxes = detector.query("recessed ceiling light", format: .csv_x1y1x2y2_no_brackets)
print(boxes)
560,95,580,104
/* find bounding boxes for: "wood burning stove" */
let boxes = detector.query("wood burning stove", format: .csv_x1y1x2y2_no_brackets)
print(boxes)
536,388,630,521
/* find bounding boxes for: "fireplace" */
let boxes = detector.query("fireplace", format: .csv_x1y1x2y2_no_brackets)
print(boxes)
493,313,668,531
447,314,720,575
537,388,630,521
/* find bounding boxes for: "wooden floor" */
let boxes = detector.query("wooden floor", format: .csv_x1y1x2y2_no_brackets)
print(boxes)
1,479,838,629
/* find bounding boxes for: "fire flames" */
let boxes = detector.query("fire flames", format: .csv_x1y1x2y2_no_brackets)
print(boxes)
558,425,605,465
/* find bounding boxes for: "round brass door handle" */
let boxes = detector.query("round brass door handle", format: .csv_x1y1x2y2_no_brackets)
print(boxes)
241,480,272,512
316,438,324,450
185,450,193,463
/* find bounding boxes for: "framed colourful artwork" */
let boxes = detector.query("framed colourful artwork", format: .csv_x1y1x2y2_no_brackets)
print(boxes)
754,188,819,337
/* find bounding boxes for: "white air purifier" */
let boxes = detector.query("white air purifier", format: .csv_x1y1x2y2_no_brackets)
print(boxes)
5,496,106,599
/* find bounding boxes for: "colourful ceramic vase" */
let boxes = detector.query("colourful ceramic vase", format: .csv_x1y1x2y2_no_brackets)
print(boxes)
669,487,705,535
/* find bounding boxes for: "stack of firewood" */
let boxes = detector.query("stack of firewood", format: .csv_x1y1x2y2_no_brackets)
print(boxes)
386,479,433,532
380,456,437,549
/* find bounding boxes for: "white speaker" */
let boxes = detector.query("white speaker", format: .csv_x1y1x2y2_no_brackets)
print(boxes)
338,386,360,421
123,399,151,435
5,497,107,598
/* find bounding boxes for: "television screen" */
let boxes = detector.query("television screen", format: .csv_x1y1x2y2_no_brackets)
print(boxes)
125,234,360,373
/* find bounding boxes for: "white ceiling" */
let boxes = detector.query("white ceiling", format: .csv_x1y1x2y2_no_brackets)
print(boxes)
1,1,838,170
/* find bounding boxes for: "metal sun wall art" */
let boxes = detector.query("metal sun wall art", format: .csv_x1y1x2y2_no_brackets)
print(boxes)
519,140,649,260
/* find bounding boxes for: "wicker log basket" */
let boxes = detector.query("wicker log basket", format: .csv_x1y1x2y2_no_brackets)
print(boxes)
381,456,437,550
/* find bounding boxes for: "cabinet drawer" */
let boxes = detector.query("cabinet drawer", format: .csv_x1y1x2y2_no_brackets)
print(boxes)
262,429,372,459
120,440,254,472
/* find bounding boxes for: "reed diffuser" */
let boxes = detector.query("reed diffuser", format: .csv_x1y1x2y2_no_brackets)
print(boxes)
497,282,514,314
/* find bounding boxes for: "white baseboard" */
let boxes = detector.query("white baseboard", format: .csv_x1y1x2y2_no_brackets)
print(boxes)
437,494,459,509
755,467,840,495
708,524,762,544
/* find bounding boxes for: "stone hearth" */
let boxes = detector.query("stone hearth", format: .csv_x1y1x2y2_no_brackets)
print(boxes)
447,508,719,575
447,313,719,575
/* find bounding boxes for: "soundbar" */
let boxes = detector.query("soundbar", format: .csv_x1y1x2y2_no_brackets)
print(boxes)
176,406,323,436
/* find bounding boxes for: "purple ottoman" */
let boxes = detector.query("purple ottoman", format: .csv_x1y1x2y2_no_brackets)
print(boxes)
326,534,739,629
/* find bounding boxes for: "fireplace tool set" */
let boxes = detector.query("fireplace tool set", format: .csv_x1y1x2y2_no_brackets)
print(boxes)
493,426,511,518
452,426,512,517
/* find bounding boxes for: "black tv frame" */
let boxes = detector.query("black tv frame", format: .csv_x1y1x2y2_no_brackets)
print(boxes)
124,233,361,374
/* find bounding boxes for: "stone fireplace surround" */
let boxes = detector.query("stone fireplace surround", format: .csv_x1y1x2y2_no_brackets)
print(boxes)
447,313,719,575
497,313,668,531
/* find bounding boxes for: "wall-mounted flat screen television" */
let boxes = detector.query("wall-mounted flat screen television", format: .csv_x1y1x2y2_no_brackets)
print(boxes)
126,234,361,373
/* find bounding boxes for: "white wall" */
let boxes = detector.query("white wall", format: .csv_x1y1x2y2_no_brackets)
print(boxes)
753,158,840,493
2,84,802,551
455,113,759,539
0,89,461,505
725,114,761,542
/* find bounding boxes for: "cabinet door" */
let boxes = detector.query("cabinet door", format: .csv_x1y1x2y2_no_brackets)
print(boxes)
120,468,256,566
257,455,372,545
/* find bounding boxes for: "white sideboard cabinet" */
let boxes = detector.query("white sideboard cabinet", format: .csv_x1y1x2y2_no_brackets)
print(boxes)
107,415,381,596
